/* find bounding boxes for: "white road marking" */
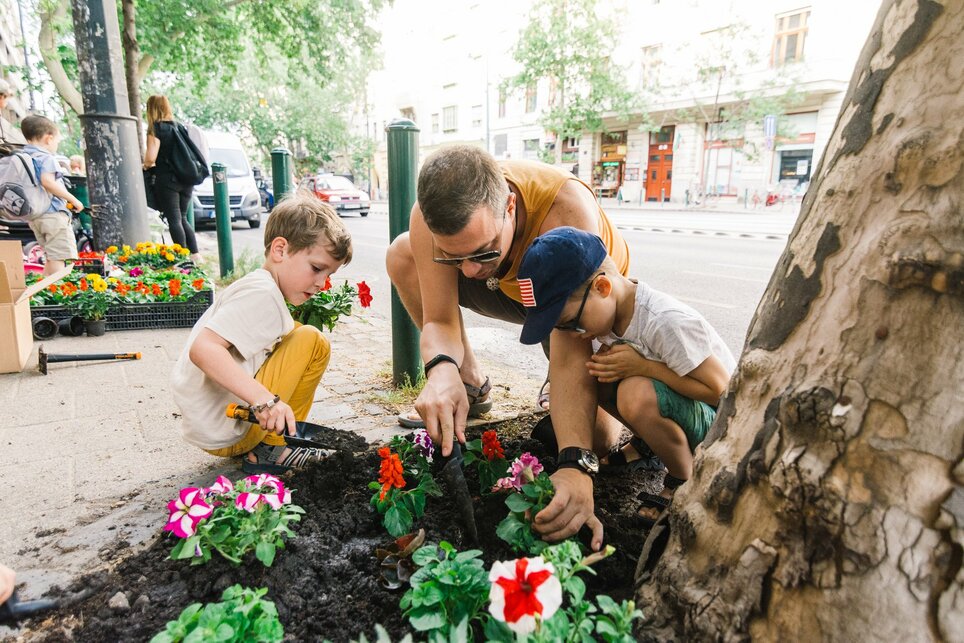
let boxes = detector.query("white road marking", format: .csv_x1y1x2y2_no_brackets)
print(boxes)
684,271,768,284
710,263,774,272
677,296,738,310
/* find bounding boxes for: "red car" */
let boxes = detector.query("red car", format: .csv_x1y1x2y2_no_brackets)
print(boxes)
302,174,370,217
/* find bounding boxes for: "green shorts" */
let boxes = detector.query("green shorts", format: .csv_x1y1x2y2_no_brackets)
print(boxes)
651,380,716,452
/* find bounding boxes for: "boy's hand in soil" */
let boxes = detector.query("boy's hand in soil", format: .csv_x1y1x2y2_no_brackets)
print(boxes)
533,469,604,551
0,564,15,605
254,399,296,436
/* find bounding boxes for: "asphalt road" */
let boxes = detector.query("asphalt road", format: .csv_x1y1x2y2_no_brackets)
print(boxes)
198,209,787,372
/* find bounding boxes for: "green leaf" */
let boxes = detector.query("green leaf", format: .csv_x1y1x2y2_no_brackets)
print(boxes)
454,549,483,563
505,493,534,513
565,576,586,604
412,545,440,567
255,541,276,567
409,609,446,631
384,504,413,538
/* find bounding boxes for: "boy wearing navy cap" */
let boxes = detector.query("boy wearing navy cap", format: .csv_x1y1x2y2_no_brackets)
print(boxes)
518,227,735,523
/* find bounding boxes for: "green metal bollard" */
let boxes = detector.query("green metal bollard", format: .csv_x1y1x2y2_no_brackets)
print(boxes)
271,148,292,203
186,201,195,229
212,162,234,277
387,118,422,387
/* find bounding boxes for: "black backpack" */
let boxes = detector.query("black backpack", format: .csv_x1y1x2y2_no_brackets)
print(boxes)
168,122,210,186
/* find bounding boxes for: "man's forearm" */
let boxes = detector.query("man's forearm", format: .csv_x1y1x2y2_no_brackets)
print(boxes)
548,333,597,449
419,320,466,366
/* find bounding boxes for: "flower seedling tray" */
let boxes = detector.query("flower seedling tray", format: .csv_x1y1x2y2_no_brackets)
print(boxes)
30,290,213,331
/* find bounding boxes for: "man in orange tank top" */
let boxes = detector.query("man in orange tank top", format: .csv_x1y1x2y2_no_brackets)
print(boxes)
387,145,632,551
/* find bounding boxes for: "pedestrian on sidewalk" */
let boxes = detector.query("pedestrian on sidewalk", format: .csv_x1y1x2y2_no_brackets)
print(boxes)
142,95,202,263
171,194,352,473
386,145,632,551
0,79,26,146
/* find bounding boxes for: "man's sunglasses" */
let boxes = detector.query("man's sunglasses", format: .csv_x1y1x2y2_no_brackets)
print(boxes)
554,272,604,334
432,248,502,267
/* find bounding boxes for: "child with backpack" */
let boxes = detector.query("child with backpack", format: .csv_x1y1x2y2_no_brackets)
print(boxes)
18,115,84,276
142,95,206,263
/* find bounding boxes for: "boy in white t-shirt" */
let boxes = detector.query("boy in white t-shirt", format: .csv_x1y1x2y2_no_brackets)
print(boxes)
517,227,735,524
171,193,352,472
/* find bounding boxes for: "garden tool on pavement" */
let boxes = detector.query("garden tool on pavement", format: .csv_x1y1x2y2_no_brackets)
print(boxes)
225,403,335,449
38,345,141,375
0,591,58,626
438,441,479,545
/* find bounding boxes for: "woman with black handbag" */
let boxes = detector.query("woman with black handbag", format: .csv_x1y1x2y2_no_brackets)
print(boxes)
143,94,202,262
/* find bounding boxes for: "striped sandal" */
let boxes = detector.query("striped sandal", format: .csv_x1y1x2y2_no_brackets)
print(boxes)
242,442,335,475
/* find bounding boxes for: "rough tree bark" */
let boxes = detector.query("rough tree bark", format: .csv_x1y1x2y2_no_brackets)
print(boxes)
635,1,962,641
121,0,144,156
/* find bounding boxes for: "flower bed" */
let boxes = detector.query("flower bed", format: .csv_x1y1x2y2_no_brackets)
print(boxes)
20,419,656,641
26,243,214,331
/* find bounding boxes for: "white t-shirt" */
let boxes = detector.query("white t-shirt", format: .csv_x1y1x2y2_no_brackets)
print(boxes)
595,281,737,378
171,269,294,449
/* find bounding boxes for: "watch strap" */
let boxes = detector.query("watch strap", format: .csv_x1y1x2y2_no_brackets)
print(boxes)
424,353,459,375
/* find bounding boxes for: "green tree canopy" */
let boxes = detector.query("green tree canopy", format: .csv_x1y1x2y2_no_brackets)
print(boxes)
504,0,638,157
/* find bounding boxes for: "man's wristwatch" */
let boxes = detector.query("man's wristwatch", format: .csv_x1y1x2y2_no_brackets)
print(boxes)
557,447,600,476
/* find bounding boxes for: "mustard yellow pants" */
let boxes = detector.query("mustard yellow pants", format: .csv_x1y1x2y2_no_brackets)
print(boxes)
205,324,331,457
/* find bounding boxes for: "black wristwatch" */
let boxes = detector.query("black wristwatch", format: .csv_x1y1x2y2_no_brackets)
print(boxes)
424,353,459,375
557,447,599,476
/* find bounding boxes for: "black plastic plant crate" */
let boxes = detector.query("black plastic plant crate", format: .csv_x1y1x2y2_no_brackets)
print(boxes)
70,258,107,275
31,290,213,331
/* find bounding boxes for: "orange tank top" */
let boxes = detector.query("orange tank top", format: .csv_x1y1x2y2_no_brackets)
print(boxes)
497,160,630,303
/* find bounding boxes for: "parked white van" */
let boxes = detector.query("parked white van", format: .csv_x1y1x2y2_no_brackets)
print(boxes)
191,130,262,228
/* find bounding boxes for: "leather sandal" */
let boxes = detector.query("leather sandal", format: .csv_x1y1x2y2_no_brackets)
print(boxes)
635,473,686,528
397,377,493,428
535,375,550,412
600,436,666,474
242,442,335,475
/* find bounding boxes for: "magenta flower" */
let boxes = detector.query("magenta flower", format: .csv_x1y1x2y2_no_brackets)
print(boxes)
495,453,545,491
412,429,435,462
163,487,213,538
204,475,234,497
129,267,144,277
235,474,292,512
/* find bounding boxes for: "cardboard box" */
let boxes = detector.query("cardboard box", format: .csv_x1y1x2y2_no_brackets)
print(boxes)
0,240,72,373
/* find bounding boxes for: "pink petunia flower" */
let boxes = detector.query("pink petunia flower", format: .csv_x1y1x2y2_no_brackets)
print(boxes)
163,487,213,538
235,474,292,512
488,557,562,634
205,475,234,496
129,267,144,277
494,453,545,491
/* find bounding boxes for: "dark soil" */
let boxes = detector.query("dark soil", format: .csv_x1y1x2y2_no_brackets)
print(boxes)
22,419,662,642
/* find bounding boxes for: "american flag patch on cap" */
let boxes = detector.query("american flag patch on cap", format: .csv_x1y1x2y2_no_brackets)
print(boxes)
519,278,536,307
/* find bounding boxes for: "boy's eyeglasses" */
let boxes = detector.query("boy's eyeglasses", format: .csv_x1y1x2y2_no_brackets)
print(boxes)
432,205,507,267
554,272,605,334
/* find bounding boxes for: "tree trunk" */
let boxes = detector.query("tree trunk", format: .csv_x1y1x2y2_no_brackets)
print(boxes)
121,0,144,157
39,0,84,115
635,2,963,641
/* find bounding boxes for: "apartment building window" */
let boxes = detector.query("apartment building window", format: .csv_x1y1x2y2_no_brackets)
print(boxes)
525,84,538,113
772,8,810,66
443,105,458,132
472,104,483,128
431,113,439,134
494,134,508,156
523,138,540,160
640,45,662,89
498,89,507,118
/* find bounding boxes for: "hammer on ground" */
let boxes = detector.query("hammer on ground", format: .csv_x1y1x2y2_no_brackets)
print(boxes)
38,345,141,375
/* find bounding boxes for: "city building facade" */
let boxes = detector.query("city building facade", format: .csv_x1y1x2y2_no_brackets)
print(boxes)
364,0,879,204
0,0,29,128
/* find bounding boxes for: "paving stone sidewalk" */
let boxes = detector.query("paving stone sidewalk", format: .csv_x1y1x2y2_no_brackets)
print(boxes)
0,308,541,605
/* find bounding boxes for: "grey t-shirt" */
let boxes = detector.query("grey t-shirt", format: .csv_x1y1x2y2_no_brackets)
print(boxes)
595,281,736,377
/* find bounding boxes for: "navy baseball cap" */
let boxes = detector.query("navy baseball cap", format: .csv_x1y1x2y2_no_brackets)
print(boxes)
517,227,607,345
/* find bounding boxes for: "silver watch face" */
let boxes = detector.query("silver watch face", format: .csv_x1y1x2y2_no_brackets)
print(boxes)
579,451,600,474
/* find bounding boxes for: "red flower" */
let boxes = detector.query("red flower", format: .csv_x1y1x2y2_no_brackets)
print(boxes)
321,276,332,291
169,279,182,297
151,283,162,296
357,281,372,308
377,447,405,501
192,278,205,290
482,430,504,461
78,278,88,291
